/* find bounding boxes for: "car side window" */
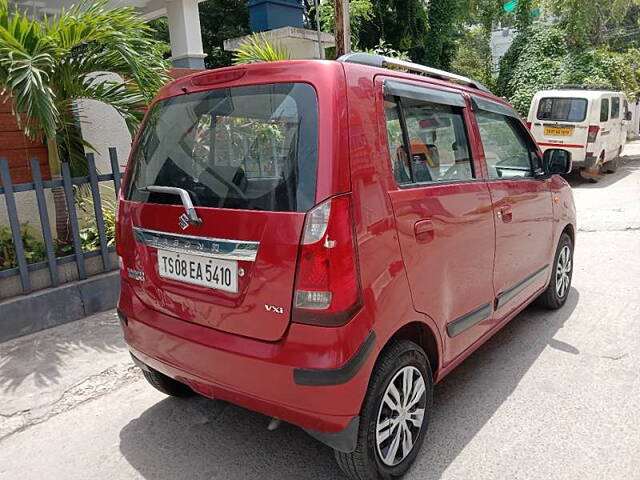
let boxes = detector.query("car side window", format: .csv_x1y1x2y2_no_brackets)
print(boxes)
383,95,474,186
611,97,620,119
475,110,538,179
600,98,610,122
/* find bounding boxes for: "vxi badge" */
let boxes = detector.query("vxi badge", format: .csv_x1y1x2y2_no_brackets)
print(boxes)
264,304,284,314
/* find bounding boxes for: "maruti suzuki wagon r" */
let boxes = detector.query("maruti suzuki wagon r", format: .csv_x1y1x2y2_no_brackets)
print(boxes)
116,53,577,479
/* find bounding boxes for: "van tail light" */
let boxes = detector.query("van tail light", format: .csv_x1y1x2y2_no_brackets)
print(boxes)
292,194,362,326
526,122,532,130
587,125,600,143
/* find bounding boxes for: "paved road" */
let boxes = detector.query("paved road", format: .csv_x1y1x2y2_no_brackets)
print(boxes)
1,142,640,480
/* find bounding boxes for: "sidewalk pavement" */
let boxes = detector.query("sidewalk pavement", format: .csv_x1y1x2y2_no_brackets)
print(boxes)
0,310,139,440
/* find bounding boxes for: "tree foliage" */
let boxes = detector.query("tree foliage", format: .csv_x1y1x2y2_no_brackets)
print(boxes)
423,0,466,70
358,0,430,63
451,26,493,86
317,0,373,50
548,0,640,47
496,24,639,115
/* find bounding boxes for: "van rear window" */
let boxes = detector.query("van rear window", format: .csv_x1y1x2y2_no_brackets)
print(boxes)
125,83,318,213
537,97,587,122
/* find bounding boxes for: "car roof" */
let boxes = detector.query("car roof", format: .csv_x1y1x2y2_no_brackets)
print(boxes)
534,89,625,99
154,59,518,117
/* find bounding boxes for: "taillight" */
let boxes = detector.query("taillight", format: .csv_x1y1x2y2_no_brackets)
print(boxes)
292,194,362,326
587,125,599,143
526,122,532,130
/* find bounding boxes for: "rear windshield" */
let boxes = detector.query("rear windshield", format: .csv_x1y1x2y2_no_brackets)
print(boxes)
537,97,588,122
125,82,318,212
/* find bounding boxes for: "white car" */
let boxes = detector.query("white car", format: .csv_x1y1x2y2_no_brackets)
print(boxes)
527,88,631,180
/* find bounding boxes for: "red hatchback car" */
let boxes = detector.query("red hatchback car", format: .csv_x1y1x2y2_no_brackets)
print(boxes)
116,53,576,479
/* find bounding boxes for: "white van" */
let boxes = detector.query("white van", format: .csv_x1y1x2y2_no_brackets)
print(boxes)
527,88,631,180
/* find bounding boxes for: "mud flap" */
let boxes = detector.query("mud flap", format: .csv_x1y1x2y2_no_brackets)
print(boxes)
579,167,605,182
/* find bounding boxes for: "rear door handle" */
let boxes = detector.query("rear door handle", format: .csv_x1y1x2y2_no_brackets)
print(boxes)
497,205,513,223
414,219,434,242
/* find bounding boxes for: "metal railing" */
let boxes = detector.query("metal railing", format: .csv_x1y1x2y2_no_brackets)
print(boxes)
0,147,123,296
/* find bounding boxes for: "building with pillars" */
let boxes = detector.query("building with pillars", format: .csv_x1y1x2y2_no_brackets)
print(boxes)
11,0,208,69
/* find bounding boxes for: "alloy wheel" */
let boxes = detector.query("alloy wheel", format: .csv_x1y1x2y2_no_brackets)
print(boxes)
555,245,572,298
375,366,427,466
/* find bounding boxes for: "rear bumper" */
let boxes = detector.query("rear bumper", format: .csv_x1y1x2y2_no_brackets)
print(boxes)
118,279,375,448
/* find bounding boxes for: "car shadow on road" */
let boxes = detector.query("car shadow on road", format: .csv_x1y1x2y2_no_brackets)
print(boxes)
566,156,639,189
118,289,579,480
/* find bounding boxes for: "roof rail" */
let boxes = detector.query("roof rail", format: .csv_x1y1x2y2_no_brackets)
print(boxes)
337,52,492,93
550,83,617,91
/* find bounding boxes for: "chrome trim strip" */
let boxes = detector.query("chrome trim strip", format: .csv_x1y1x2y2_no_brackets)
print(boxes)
133,227,259,261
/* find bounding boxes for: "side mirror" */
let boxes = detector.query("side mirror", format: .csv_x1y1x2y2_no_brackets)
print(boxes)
625,111,633,121
543,149,572,175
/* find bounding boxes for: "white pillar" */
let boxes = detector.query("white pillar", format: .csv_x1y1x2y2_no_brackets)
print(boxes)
166,0,206,69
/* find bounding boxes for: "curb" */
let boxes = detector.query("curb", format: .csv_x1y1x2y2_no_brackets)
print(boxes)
0,271,120,343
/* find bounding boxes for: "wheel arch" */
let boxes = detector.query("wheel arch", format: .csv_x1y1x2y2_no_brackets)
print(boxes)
378,321,441,379
561,222,575,246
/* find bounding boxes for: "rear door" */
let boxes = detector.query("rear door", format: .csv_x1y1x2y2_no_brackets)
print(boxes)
598,96,612,159
531,96,589,157
471,96,554,318
380,79,496,364
118,82,319,341
610,95,624,154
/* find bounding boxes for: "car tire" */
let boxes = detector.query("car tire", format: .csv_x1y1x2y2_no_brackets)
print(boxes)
603,155,619,174
537,232,573,310
334,340,432,480
579,167,600,183
141,366,195,397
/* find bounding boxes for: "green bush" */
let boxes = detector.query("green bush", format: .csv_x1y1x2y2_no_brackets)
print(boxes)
497,25,640,115
0,225,47,271
77,186,117,252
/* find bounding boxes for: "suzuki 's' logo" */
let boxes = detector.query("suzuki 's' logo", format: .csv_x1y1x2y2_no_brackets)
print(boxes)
265,304,284,314
178,213,190,230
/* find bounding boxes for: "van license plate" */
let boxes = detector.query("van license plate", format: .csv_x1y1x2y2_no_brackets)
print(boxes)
544,126,573,136
157,249,238,293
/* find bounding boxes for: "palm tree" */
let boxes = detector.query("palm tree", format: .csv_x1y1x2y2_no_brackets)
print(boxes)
232,33,291,64
0,0,168,242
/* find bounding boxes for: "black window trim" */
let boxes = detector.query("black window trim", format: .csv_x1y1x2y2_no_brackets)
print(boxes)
385,93,479,189
471,94,519,119
384,80,467,108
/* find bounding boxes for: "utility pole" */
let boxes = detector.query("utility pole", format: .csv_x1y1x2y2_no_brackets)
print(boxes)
314,0,324,59
335,0,351,57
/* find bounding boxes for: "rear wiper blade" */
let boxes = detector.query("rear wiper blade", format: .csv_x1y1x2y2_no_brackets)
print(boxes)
140,185,202,228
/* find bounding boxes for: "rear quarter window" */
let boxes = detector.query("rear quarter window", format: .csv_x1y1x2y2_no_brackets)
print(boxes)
600,98,610,122
537,97,588,122
611,97,620,119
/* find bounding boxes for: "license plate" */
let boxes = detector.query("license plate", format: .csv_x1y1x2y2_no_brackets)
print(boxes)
157,249,238,293
544,126,573,136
